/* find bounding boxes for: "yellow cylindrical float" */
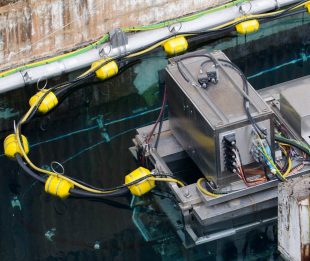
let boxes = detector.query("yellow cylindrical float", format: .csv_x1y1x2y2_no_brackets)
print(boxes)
235,19,260,35
306,3,310,13
163,36,188,56
125,167,155,196
4,134,29,159
29,90,58,114
91,60,118,80
45,176,74,199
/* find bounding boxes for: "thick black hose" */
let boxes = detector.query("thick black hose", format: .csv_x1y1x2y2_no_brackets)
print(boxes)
15,154,46,183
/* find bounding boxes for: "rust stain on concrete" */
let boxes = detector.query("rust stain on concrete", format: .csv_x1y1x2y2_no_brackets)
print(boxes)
0,0,227,71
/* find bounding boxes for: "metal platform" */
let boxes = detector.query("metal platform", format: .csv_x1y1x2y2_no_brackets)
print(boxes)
130,76,310,247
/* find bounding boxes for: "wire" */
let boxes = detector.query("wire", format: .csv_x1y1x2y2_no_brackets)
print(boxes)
148,177,185,187
234,147,267,186
257,139,287,181
154,109,165,149
69,187,129,198
275,135,310,157
15,154,46,183
1,0,308,79
11,1,309,198
146,86,167,145
279,145,292,177
175,54,218,86
218,59,267,138
0,34,110,78
196,178,220,198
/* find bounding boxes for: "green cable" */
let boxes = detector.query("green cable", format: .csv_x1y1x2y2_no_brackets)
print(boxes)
122,0,249,31
0,34,109,78
0,0,248,78
275,134,310,156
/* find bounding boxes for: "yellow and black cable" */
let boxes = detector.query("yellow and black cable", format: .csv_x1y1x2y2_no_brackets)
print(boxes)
7,2,310,200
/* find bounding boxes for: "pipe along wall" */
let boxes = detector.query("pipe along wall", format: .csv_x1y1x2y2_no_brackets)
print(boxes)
0,0,300,94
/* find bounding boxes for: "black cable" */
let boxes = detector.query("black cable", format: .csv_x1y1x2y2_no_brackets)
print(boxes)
12,3,306,200
175,54,219,85
68,172,182,192
69,187,130,198
16,151,173,196
218,59,267,138
204,179,229,195
274,0,308,15
19,4,308,126
154,85,167,149
22,87,55,124
186,5,307,48
15,154,46,183
174,53,218,66
16,151,182,196
154,110,164,149
260,8,307,22
175,55,266,138
54,73,95,97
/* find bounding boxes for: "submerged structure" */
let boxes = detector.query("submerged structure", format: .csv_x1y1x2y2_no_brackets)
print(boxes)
0,0,310,260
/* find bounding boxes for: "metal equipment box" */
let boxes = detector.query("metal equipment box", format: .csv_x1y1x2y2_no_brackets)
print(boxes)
280,83,310,145
165,50,275,188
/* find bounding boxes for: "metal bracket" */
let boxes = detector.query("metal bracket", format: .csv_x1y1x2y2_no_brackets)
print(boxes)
238,1,252,15
274,0,280,10
168,22,182,35
109,28,128,56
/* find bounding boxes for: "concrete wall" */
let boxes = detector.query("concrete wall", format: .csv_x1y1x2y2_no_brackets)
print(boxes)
0,0,227,71
278,175,310,261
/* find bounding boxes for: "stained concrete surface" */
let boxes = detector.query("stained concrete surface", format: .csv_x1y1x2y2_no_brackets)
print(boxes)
0,0,227,71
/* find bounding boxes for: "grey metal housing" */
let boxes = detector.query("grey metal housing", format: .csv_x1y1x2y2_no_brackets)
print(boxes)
280,84,310,145
165,50,274,188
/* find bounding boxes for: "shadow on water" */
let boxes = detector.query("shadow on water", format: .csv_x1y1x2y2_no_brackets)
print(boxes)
0,12,309,261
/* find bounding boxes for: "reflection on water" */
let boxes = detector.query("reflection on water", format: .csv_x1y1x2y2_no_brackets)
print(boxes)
0,13,310,261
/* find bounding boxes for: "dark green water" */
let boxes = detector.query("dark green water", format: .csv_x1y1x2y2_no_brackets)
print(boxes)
0,13,310,261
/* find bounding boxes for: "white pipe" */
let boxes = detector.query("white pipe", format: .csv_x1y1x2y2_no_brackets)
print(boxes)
0,0,301,94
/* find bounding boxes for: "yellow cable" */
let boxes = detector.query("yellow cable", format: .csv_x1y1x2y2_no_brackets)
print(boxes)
2,0,309,78
283,156,292,177
78,57,113,78
16,93,188,194
211,1,310,31
148,177,185,187
126,34,193,58
15,95,117,194
258,139,287,181
15,0,309,192
196,178,219,198
279,145,292,177
13,36,181,193
0,35,110,78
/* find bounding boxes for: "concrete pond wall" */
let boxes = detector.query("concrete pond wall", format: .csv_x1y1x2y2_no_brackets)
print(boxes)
0,0,227,71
